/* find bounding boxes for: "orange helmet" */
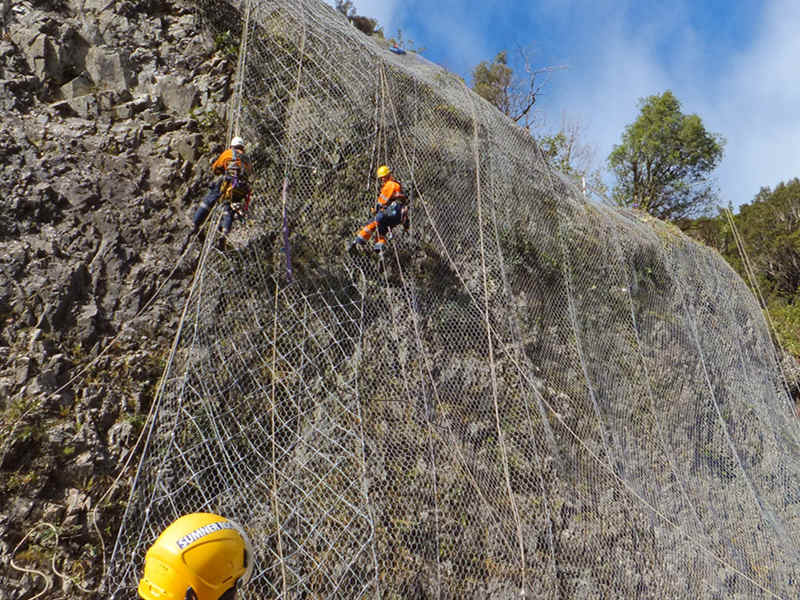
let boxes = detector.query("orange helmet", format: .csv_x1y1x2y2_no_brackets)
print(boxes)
376,165,391,178
138,513,253,600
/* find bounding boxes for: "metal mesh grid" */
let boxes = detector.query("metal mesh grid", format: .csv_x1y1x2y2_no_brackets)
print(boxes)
106,0,800,597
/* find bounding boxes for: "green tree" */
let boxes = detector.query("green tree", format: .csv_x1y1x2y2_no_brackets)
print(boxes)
735,179,800,297
335,0,381,36
681,179,800,359
471,51,513,116
608,90,724,221
471,48,561,130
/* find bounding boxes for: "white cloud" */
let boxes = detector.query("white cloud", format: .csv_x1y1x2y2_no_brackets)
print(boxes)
324,0,800,209
709,0,800,205
352,0,403,29
536,6,672,188
540,0,800,209
322,0,403,32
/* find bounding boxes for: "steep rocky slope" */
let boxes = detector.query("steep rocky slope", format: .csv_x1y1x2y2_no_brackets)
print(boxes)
3,1,799,598
0,0,234,596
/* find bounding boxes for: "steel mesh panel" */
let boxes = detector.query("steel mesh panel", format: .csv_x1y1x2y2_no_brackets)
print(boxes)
106,1,800,598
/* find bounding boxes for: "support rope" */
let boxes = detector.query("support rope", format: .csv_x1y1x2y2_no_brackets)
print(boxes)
378,68,787,599
725,208,800,416
461,80,528,594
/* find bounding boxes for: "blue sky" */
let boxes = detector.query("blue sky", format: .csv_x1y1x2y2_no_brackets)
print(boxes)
328,0,800,211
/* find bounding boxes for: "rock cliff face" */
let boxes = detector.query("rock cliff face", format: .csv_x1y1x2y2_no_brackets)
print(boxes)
0,1,232,596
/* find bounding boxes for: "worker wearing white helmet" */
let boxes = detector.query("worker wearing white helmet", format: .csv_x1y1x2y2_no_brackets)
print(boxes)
190,136,253,247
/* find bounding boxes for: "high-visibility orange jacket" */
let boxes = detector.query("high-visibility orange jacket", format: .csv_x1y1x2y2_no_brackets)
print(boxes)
377,177,404,209
212,148,253,176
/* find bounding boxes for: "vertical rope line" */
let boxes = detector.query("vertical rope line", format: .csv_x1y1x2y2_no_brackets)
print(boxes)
381,80,552,564
385,242,518,558
269,277,289,597
376,71,517,549
282,178,293,282
228,0,252,141
380,72,787,598
379,65,388,165
366,85,380,194
485,144,560,587
378,71,441,596
610,232,710,540
725,208,799,415
414,76,440,598
350,271,382,599
461,82,527,594
381,244,444,598
392,214,790,597
105,209,219,593
278,0,308,276
526,132,622,485
269,0,311,593
683,295,784,546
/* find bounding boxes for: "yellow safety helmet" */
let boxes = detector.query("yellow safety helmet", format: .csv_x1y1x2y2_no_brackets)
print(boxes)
138,513,254,600
376,165,391,178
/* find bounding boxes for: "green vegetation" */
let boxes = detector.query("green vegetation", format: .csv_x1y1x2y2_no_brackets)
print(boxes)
768,301,800,357
471,51,513,116
609,90,725,221
335,1,382,37
680,178,800,359
5,469,42,493
214,30,239,59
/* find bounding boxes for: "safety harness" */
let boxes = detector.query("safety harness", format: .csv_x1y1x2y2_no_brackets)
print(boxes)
221,147,252,218
377,180,410,233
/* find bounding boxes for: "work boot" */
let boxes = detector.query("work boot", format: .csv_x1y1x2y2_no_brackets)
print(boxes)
347,238,364,254
373,241,385,254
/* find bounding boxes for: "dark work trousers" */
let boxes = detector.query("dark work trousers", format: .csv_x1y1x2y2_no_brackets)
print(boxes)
192,180,234,235
375,204,404,236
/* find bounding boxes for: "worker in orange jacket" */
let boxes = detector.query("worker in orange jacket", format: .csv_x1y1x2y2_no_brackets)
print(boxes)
191,136,253,239
348,165,408,254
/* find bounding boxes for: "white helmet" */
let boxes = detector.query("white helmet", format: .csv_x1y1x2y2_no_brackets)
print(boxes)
231,136,245,149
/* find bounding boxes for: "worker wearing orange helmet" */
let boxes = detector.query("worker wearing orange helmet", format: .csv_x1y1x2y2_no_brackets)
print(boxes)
138,512,254,600
348,165,409,254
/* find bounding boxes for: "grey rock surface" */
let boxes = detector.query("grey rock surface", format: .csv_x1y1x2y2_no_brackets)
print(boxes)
0,0,235,596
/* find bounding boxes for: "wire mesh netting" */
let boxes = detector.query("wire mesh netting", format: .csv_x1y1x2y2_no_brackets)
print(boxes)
107,0,800,597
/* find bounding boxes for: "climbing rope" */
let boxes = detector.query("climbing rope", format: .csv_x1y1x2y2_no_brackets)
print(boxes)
725,208,800,414
271,0,310,591
9,523,57,600
227,0,252,142
104,2,800,596
375,69,524,576
461,80,528,594
6,201,225,596
380,241,519,560
349,266,384,598
377,61,787,599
